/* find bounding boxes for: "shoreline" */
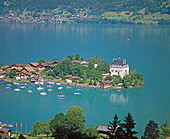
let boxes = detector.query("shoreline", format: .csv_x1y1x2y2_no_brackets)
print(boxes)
1,79,144,90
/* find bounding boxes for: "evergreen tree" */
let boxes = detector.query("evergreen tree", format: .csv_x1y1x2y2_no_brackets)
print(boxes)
121,112,138,139
108,114,125,139
143,120,159,139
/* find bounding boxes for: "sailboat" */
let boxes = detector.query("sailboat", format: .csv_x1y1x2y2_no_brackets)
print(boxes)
58,86,65,98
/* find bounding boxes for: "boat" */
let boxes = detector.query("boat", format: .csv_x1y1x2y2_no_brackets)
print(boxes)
35,82,40,86
74,92,81,95
37,86,43,91
27,90,32,93
75,89,82,92
47,85,52,88
47,89,53,92
56,82,60,85
58,94,65,98
58,87,63,90
6,84,12,86
117,90,121,92
21,86,25,89
49,81,55,84
14,88,21,91
40,92,47,95
7,124,14,127
13,82,18,85
5,87,10,89
66,86,72,89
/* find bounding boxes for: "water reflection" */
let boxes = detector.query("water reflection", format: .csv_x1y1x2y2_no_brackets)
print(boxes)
109,93,128,105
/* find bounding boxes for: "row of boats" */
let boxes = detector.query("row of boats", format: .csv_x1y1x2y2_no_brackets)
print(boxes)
5,82,82,98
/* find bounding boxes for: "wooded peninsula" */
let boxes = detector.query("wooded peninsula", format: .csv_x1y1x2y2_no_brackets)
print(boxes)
0,54,144,89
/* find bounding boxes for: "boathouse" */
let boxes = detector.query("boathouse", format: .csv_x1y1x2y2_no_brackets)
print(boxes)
110,54,129,78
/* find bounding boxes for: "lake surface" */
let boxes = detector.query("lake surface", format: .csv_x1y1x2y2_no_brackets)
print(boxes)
0,23,170,136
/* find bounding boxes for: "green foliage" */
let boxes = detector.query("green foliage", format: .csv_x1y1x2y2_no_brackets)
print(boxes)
121,112,138,139
85,124,98,138
143,120,159,139
37,59,45,64
75,53,80,60
123,69,144,88
33,121,44,136
52,58,57,62
0,63,3,70
94,80,97,86
89,79,92,85
5,69,16,78
159,119,170,138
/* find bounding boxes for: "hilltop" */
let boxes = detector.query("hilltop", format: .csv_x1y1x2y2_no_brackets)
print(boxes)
0,0,170,24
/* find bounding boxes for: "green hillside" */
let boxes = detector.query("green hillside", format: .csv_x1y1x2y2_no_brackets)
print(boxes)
0,0,169,24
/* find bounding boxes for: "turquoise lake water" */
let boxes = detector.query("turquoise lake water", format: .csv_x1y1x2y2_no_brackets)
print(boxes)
0,23,170,136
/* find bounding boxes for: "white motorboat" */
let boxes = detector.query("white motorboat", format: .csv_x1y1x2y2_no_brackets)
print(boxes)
14,88,21,91
40,92,47,95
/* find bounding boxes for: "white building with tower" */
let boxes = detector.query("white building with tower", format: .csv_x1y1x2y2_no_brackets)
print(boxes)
110,55,129,78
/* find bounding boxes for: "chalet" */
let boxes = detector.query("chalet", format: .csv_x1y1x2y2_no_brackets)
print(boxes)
0,71,6,78
45,64,56,71
65,75,81,83
97,125,109,138
72,60,82,64
16,71,32,80
29,62,39,68
81,61,89,67
21,66,34,73
110,54,129,78
0,129,12,139
100,80,111,88
44,61,57,65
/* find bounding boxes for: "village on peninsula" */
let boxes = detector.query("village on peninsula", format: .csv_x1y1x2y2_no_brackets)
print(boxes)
0,54,144,89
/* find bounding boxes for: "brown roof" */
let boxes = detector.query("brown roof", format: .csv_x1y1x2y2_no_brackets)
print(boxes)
24,66,34,72
0,129,10,132
41,63,49,67
44,61,55,65
30,62,39,67
15,63,24,67
2,65,10,69
166,137,170,139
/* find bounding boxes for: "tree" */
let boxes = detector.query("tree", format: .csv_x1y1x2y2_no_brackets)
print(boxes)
93,80,97,86
33,121,44,135
85,124,98,138
89,79,92,85
52,58,57,62
88,62,94,70
75,53,80,60
81,56,84,61
143,120,159,139
159,119,170,139
5,69,16,78
65,106,86,133
0,63,3,70
121,112,138,139
108,114,124,139
37,58,45,64
49,113,66,138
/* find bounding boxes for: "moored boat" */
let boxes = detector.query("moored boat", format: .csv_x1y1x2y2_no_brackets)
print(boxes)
14,88,21,91
58,94,65,98
37,86,43,91
27,90,32,93
40,92,47,95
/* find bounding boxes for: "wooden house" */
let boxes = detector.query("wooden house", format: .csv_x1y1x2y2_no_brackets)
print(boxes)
2,65,10,70
97,125,109,138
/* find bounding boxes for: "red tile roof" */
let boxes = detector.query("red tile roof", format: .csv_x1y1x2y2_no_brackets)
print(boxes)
0,129,10,132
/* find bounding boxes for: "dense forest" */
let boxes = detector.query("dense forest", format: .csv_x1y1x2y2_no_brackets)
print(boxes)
0,0,169,24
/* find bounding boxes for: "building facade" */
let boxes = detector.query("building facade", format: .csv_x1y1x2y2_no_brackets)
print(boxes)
110,55,129,78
